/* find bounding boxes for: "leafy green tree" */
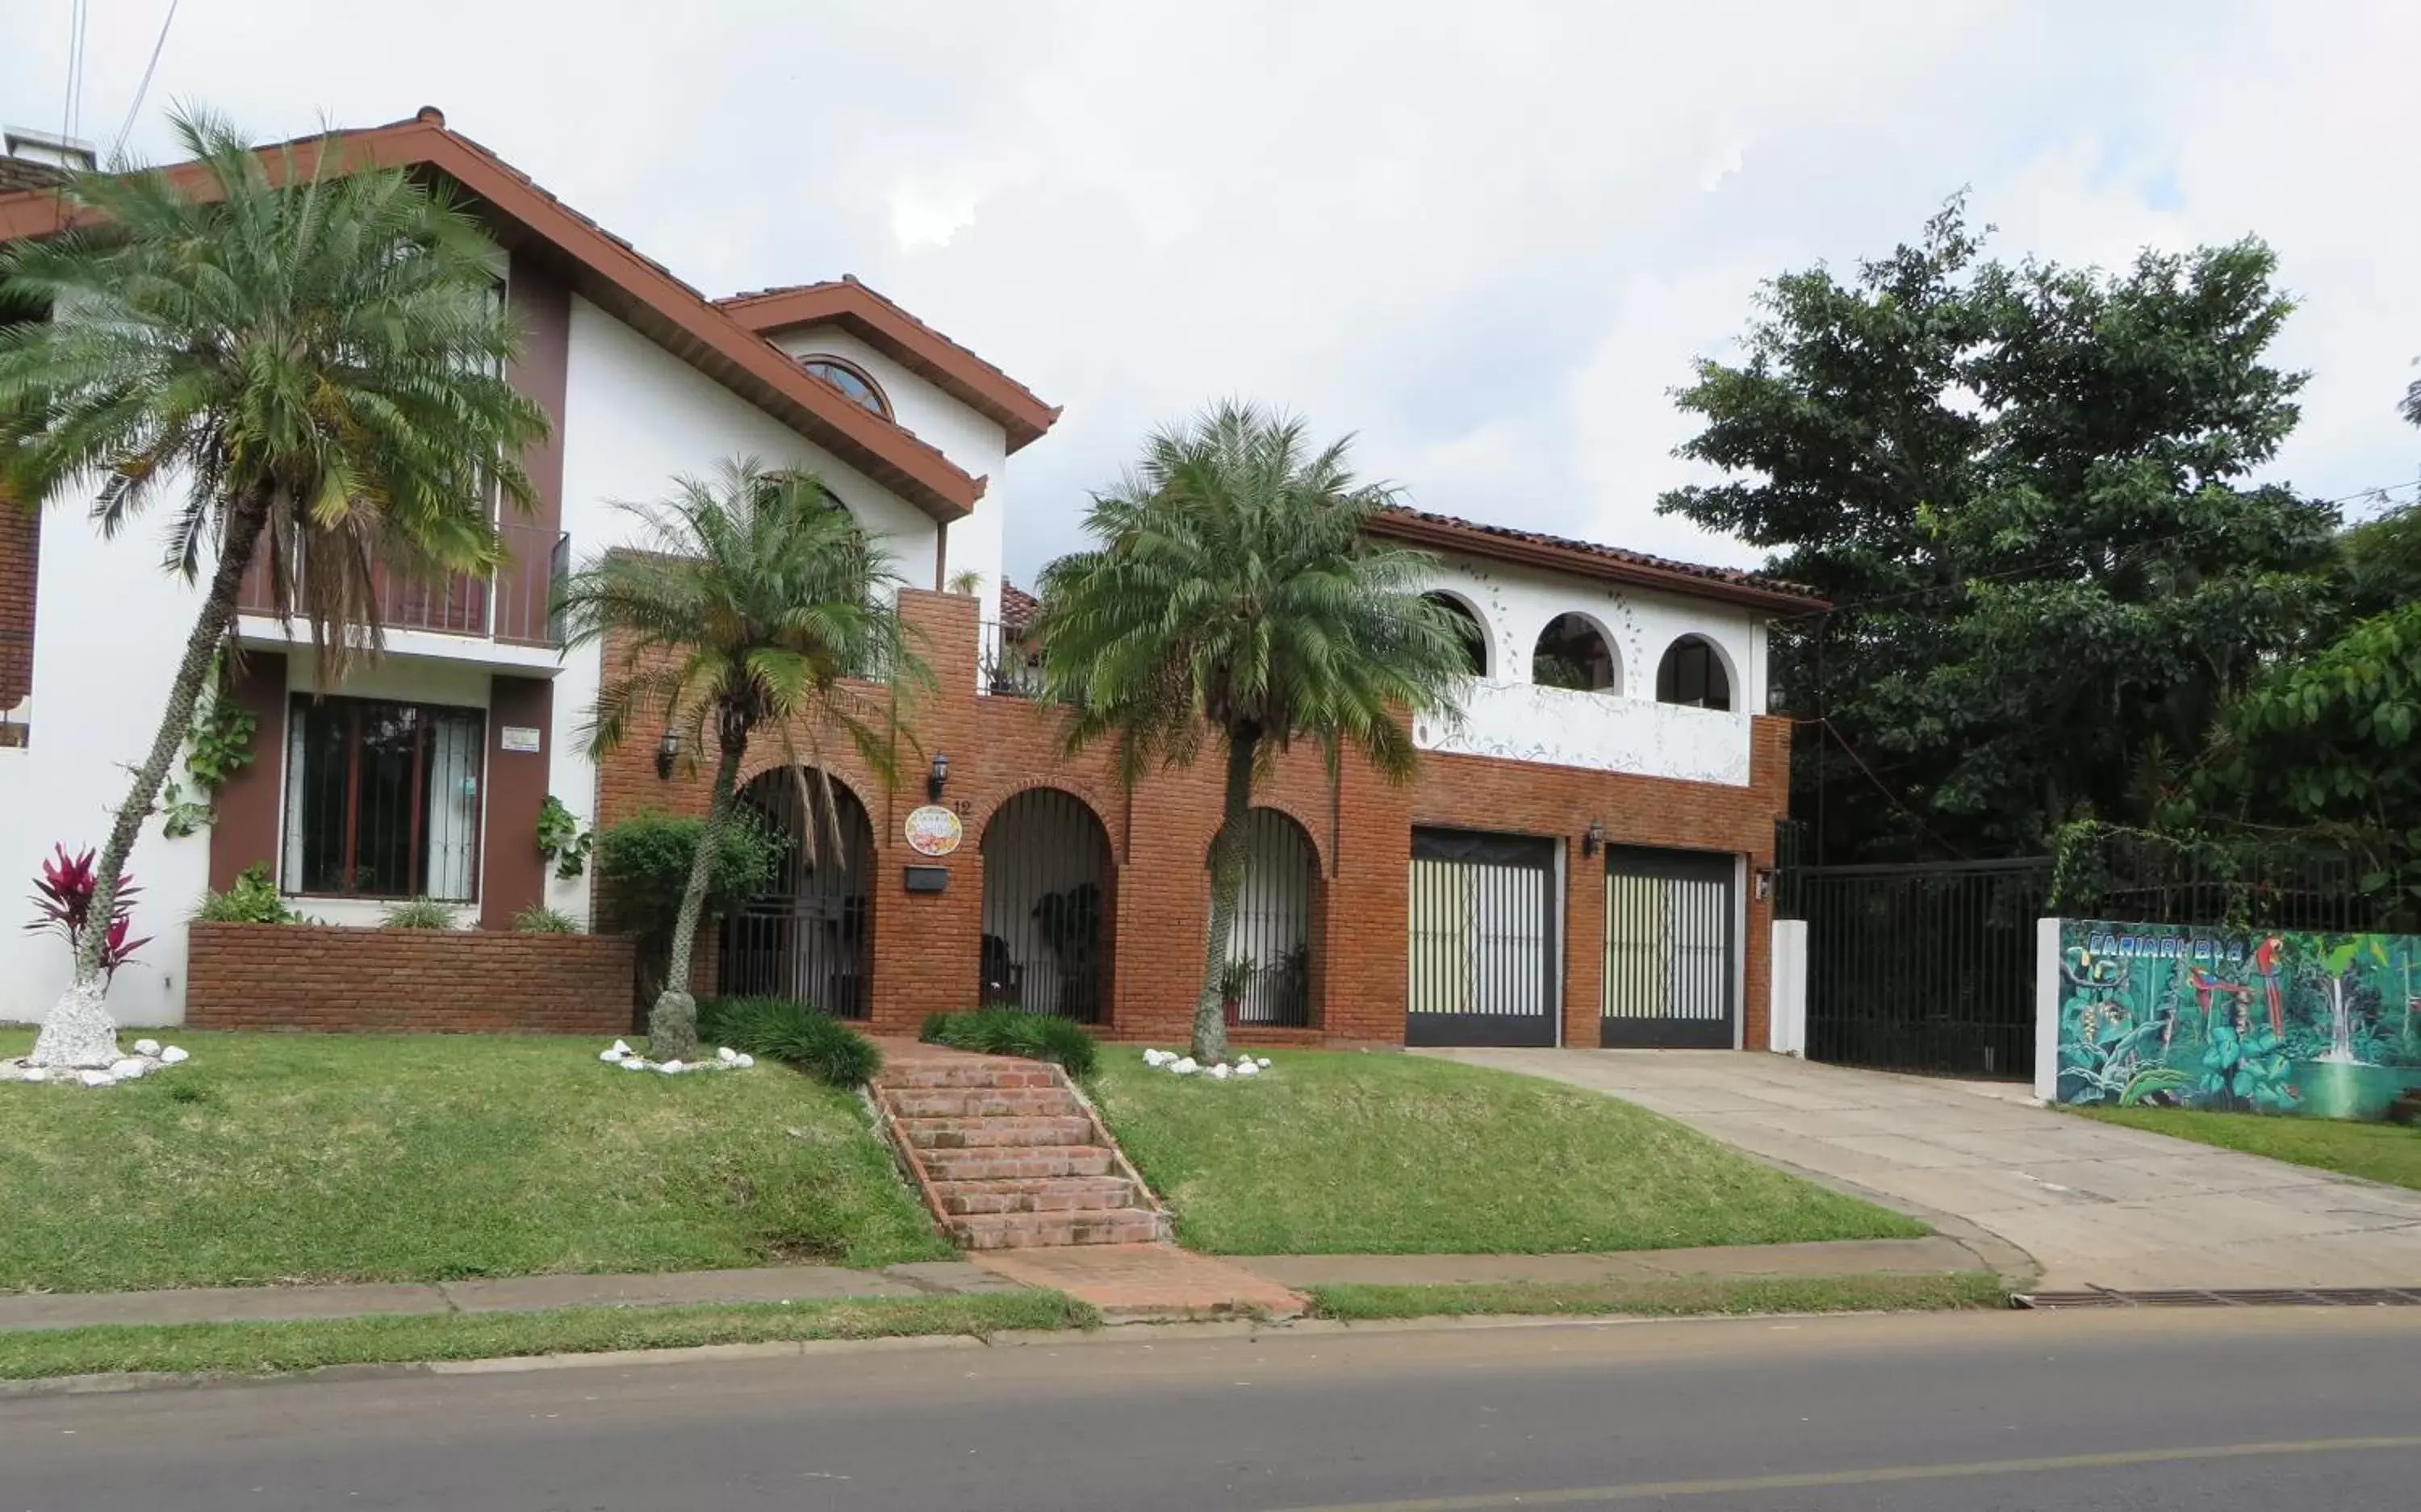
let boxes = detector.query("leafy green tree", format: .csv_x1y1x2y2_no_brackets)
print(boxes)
555,460,916,1062
0,109,545,1067
1033,403,1468,1063
1662,201,2338,860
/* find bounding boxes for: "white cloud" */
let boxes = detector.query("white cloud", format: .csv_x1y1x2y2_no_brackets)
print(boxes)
6,0,2416,578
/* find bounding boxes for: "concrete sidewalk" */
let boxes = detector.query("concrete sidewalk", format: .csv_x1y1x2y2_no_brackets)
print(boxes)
1431,1048,2421,1292
1234,1235,1993,1289
0,1261,1024,1334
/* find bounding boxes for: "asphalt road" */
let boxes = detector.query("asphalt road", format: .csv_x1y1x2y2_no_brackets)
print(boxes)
6,1309,2420,1510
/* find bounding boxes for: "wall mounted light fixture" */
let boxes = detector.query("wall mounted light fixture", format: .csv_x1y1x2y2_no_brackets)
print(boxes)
1754,866,1777,900
927,752,950,803
654,727,682,781
1582,819,1605,858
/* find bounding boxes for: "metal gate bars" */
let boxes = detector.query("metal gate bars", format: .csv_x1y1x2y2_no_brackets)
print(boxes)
981,788,1114,1023
719,769,876,1019
1405,829,1558,1046
1600,845,1736,1049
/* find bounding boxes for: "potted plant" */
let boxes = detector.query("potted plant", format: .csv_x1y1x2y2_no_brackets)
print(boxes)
1216,955,1258,1028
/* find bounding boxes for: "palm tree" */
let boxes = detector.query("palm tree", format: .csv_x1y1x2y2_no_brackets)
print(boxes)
1034,402,1469,1063
0,109,545,1068
557,459,918,1062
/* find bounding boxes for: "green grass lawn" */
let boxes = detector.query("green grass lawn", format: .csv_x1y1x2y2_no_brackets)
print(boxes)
2076,1105,2421,1192
0,1292,1091,1382
1089,1050,1924,1255
0,1030,947,1293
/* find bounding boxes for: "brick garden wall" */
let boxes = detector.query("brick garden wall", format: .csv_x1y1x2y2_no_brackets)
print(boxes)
595,589,1792,1050
187,922,635,1035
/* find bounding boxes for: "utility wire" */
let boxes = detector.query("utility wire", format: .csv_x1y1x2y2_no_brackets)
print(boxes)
111,0,183,165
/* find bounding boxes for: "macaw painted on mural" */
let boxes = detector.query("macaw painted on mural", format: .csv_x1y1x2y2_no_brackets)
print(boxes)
2249,935,2287,1037
2171,964,2254,1049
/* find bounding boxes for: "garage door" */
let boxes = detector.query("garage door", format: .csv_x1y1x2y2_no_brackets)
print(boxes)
1406,829,1558,1046
1601,846,1736,1048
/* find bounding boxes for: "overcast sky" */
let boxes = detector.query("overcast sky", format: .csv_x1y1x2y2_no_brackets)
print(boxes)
6,0,2418,584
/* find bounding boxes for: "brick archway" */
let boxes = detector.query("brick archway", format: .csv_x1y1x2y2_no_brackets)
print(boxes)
979,787,1118,1025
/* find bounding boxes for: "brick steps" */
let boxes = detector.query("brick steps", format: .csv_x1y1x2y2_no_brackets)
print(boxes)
872,1050,1168,1251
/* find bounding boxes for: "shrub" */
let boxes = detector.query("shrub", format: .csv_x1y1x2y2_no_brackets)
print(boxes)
700,996,881,1087
192,862,298,925
513,905,580,934
593,810,783,942
27,842,148,983
380,897,459,929
921,1007,1098,1080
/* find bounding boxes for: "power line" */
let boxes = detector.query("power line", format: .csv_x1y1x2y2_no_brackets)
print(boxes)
111,0,183,165
57,0,89,148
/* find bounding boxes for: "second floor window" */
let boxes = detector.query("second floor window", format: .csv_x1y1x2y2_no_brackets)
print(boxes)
283,696,485,900
799,356,891,418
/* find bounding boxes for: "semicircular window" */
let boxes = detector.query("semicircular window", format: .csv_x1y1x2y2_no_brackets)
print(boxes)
800,357,890,418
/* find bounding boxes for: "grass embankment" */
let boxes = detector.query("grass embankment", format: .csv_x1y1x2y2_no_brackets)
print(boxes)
0,1293,1092,1382
1307,1272,2009,1321
0,1030,947,1293
1090,1050,1924,1255
2076,1105,2421,1192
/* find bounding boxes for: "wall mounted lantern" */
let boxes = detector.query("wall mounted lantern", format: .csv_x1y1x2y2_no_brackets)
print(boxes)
1754,866,1777,901
927,752,950,803
1581,819,1605,858
654,727,682,781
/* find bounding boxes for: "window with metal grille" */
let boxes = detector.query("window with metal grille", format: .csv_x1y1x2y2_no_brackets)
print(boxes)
282,696,484,900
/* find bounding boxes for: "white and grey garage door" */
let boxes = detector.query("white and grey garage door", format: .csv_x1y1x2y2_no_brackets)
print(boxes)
1405,828,1558,1047
1600,845,1737,1048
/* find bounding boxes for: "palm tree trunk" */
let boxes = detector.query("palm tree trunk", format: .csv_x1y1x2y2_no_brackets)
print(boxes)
1194,728,1260,1063
650,732,746,1062
31,494,274,1069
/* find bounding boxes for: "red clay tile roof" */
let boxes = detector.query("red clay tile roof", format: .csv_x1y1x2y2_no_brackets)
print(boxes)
0,109,989,522
1366,506,1823,612
998,580,1040,632
719,277,1060,453
0,158,65,195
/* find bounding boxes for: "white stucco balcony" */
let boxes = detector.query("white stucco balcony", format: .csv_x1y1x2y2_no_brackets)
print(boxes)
1411,677,1754,787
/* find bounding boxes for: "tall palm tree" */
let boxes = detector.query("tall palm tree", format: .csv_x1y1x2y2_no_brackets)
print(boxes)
0,109,545,1067
558,459,918,1062
1034,402,1469,1063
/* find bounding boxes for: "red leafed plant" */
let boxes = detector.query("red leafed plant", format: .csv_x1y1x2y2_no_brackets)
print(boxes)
27,844,149,984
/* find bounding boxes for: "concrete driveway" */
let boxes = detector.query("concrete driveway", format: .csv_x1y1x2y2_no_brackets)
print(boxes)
1428,1048,2421,1293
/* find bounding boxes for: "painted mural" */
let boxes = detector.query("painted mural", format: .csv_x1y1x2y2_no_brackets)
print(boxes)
2055,920,2421,1121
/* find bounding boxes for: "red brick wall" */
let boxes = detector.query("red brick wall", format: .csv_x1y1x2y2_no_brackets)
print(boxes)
593,589,1792,1050
187,922,635,1035
0,488,37,710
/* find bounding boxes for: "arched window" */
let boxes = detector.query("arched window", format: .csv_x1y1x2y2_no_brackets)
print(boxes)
1531,613,1619,692
1424,593,1490,677
798,356,890,418
1655,635,1731,711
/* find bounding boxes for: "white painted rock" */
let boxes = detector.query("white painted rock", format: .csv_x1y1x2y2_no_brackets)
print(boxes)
600,1046,626,1063
0,1061,23,1082
717,1046,739,1063
78,1069,115,1088
132,1038,161,1057
656,1060,683,1074
620,1056,650,1071
1235,1061,1259,1076
159,1046,189,1065
107,1059,148,1080
734,1054,755,1069
19,1066,47,1084
1171,1058,1198,1076
1209,1063,1231,1080
1257,1057,1273,1068
1142,1048,1170,1066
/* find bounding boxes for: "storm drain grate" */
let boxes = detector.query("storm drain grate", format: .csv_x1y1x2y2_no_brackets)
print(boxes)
2016,1287,2421,1310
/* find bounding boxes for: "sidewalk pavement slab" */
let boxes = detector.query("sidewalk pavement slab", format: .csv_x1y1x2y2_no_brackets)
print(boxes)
1233,1236,1991,1289
439,1266,924,1314
0,1283,448,1333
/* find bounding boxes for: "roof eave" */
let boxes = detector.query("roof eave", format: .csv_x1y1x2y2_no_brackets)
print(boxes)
1364,511,1826,614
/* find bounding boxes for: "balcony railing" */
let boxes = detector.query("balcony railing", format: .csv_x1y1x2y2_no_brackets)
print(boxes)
979,619,1045,698
236,520,569,648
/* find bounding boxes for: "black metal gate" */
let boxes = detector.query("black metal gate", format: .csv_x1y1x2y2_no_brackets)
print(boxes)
1784,855,2050,1078
720,769,875,1018
1406,829,1558,1046
981,788,1112,1022
1219,808,1318,1028
1600,846,1737,1048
